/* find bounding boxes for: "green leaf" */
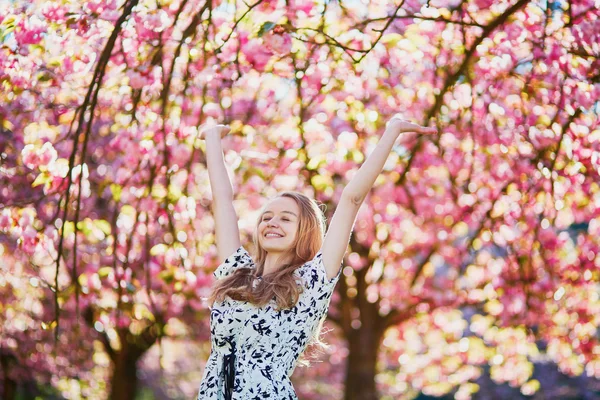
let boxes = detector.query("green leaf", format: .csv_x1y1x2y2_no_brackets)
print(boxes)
0,26,15,43
168,184,183,203
62,221,74,237
94,219,111,235
2,16,16,28
381,33,403,46
150,243,168,256
258,22,276,37
110,183,122,201
306,156,323,170
32,172,51,187
151,183,167,199
37,72,53,82
76,219,93,235
159,270,174,284
311,174,333,191
350,149,364,163
98,267,112,278
66,16,79,28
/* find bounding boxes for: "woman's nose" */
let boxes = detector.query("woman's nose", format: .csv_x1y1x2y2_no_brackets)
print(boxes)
267,219,278,227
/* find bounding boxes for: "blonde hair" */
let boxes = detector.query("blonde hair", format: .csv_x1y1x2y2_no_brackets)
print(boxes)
208,191,326,309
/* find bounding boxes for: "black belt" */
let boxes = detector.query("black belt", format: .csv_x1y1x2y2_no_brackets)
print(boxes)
222,339,236,400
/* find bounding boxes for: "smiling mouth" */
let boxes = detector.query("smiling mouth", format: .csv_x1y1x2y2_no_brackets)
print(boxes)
264,233,283,238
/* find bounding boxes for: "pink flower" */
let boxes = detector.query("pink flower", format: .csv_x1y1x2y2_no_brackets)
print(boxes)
0,210,12,231
257,0,278,13
170,143,191,164
189,298,204,312
38,142,58,166
289,0,315,15
144,9,170,33
474,0,494,9
20,226,39,254
21,144,40,169
117,316,130,328
127,70,146,90
46,160,70,193
203,103,222,119
21,142,57,170
42,3,67,23
263,32,292,55
229,99,254,120
14,18,46,46
18,211,34,229
241,39,273,72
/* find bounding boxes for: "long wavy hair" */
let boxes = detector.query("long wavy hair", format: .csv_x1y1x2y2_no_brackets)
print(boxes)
208,191,326,310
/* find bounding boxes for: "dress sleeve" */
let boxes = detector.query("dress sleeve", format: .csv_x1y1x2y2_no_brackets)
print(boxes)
213,246,255,280
297,252,342,313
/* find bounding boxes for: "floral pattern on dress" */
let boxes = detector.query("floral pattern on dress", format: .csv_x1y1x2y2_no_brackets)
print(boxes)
197,246,341,399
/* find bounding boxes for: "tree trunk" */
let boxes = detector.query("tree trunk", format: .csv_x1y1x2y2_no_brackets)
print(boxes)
109,351,140,400
103,324,159,400
1,353,17,400
344,322,383,400
339,246,387,400
1,376,17,400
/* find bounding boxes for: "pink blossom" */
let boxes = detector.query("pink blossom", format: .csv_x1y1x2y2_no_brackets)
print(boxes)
289,0,315,15
203,103,222,119
263,32,292,55
45,159,70,193
42,3,67,23
38,142,58,167
188,298,204,312
21,142,57,170
144,9,170,33
127,70,147,90
21,144,40,169
0,210,12,230
229,99,254,120
14,18,46,46
473,0,495,9
257,0,278,13
85,0,117,16
18,211,34,228
170,143,191,164
20,226,39,254
117,316,130,328
241,39,273,72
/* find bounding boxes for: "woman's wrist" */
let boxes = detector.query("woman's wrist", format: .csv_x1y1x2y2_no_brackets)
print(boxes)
382,126,402,141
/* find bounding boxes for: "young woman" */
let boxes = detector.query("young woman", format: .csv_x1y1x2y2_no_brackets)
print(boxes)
196,117,437,399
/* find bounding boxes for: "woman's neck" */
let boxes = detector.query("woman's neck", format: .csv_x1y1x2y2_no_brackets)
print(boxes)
262,252,291,276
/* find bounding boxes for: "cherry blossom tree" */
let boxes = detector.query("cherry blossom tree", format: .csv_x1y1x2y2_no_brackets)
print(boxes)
1,0,599,399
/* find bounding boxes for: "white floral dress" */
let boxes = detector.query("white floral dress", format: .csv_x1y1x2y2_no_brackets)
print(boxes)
197,246,341,400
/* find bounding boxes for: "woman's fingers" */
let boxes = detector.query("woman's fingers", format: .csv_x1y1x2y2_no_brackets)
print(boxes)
388,118,438,135
200,124,231,139
217,125,231,137
416,126,438,135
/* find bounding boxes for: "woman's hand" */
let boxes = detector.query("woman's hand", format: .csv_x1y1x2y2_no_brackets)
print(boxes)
200,122,241,260
199,124,231,140
386,116,437,136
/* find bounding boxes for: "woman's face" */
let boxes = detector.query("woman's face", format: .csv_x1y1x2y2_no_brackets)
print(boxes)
257,196,300,254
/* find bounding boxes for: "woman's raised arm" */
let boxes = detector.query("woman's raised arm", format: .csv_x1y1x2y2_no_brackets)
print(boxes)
320,117,437,280
201,124,241,263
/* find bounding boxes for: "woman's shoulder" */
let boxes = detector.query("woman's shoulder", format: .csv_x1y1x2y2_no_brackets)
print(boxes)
294,252,323,274
227,246,254,264
295,251,341,292
213,246,255,280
